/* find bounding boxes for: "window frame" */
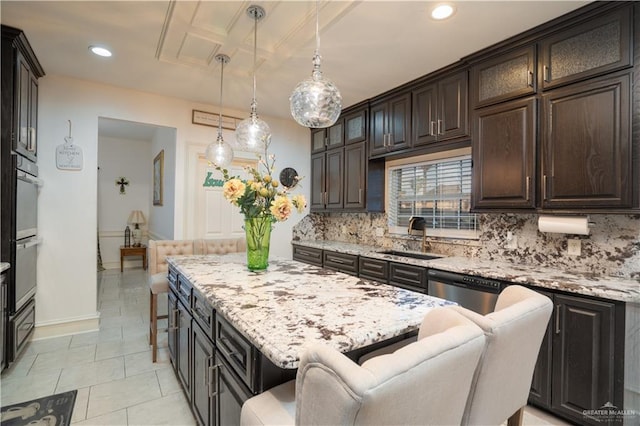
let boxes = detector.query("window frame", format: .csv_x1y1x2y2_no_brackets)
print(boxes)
385,148,480,240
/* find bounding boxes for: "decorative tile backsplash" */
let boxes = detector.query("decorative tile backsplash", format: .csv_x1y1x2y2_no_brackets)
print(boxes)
292,212,640,280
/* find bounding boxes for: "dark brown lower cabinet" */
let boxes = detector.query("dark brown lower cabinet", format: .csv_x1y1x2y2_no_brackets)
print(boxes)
168,290,178,367
529,292,625,426
177,298,191,395
192,322,215,426
216,354,252,426
323,251,358,275
358,257,389,282
388,263,427,293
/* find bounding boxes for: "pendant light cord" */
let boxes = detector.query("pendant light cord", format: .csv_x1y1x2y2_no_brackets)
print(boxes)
252,11,257,111
315,0,320,54
218,58,225,138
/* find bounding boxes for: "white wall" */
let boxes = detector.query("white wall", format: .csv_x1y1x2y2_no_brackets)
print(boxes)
150,128,177,240
97,135,152,269
36,74,309,330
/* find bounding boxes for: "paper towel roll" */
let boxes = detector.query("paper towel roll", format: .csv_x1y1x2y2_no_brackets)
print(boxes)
538,216,590,235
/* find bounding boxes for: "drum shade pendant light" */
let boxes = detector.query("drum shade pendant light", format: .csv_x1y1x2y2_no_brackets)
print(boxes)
235,5,271,153
206,54,234,167
289,0,342,128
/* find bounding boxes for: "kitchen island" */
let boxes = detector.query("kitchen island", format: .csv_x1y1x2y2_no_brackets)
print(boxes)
165,253,455,426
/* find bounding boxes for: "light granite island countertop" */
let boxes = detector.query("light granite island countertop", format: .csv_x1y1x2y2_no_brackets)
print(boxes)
166,253,454,369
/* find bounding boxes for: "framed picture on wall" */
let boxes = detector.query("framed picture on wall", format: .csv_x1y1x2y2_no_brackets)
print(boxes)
153,150,164,206
192,109,241,130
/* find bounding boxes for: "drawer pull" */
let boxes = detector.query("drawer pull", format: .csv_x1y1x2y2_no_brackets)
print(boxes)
555,304,561,334
194,306,209,324
219,336,242,357
525,176,530,201
168,308,179,331
208,363,220,398
527,70,534,87
543,65,550,82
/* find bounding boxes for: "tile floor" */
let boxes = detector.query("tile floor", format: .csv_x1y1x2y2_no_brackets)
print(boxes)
1,267,569,425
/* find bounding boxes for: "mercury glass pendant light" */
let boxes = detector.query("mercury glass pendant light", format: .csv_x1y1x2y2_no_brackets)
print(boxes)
235,5,271,153
206,54,234,168
289,0,342,128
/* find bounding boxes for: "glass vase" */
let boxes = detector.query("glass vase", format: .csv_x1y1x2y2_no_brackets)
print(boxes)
244,216,272,271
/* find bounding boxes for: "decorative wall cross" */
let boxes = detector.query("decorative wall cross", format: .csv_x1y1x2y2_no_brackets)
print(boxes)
116,177,129,194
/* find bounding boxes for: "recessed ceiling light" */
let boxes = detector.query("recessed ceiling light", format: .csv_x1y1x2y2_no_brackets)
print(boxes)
89,45,112,57
431,4,456,20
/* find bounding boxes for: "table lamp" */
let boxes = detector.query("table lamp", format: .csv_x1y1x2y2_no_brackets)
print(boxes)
127,210,146,247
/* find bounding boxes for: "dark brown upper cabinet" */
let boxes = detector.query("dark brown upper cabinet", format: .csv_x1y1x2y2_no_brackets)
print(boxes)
472,97,537,210
413,70,469,147
369,92,411,157
344,108,367,145
541,72,631,209
310,148,344,211
471,45,536,108
539,4,632,90
2,26,45,163
344,142,366,210
310,119,344,154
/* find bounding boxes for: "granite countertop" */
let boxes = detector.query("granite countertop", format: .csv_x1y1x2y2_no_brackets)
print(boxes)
166,253,454,369
0,262,10,274
292,240,640,303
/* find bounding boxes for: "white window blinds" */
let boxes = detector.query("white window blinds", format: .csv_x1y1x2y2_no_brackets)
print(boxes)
388,155,478,238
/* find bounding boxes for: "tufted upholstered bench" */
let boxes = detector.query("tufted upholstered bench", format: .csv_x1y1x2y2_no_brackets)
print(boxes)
147,237,245,362
195,238,246,255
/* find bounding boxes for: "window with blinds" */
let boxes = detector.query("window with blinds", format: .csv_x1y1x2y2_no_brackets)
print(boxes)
388,155,479,239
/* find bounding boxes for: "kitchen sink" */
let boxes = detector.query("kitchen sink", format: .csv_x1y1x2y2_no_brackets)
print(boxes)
376,250,442,260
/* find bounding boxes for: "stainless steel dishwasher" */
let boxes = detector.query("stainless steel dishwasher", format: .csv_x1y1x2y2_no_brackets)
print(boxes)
427,269,504,315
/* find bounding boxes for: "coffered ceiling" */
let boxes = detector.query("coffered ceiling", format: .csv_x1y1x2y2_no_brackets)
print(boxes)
1,1,588,121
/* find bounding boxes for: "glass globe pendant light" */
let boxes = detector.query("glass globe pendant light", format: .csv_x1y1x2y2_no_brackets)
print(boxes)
235,5,271,153
206,54,234,168
289,0,342,128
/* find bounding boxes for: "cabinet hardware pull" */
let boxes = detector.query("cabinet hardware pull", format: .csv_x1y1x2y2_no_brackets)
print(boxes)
543,175,548,201
219,336,241,357
324,137,328,147
168,308,179,331
437,120,443,135
430,121,436,136
555,304,561,334
359,189,363,204
29,127,36,152
525,176,530,201
194,306,208,323
383,134,389,147
209,364,220,397
527,71,534,87
543,66,550,82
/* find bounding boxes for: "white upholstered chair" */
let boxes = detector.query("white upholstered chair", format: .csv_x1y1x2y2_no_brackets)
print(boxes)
452,285,553,426
240,308,486,426
147,239,196,362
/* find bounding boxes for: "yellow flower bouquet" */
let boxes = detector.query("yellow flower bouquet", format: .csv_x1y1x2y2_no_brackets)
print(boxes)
216,143,306,270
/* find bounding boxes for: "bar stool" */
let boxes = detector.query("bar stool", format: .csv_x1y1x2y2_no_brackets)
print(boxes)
147,239,195,362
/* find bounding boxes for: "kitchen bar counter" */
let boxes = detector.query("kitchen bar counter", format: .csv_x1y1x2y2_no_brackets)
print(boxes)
292,240,640,303
166,253,454,369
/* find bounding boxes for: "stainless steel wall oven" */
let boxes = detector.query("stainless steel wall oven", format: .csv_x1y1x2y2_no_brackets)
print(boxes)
9,154,40,360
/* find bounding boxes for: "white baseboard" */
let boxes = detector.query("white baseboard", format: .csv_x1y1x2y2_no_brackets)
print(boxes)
32,313,101,340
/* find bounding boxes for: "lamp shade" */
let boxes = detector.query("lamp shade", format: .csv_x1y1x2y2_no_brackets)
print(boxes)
127,210,146,226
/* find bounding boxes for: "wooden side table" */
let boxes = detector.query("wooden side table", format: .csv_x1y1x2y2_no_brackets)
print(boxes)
120,245,147,272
